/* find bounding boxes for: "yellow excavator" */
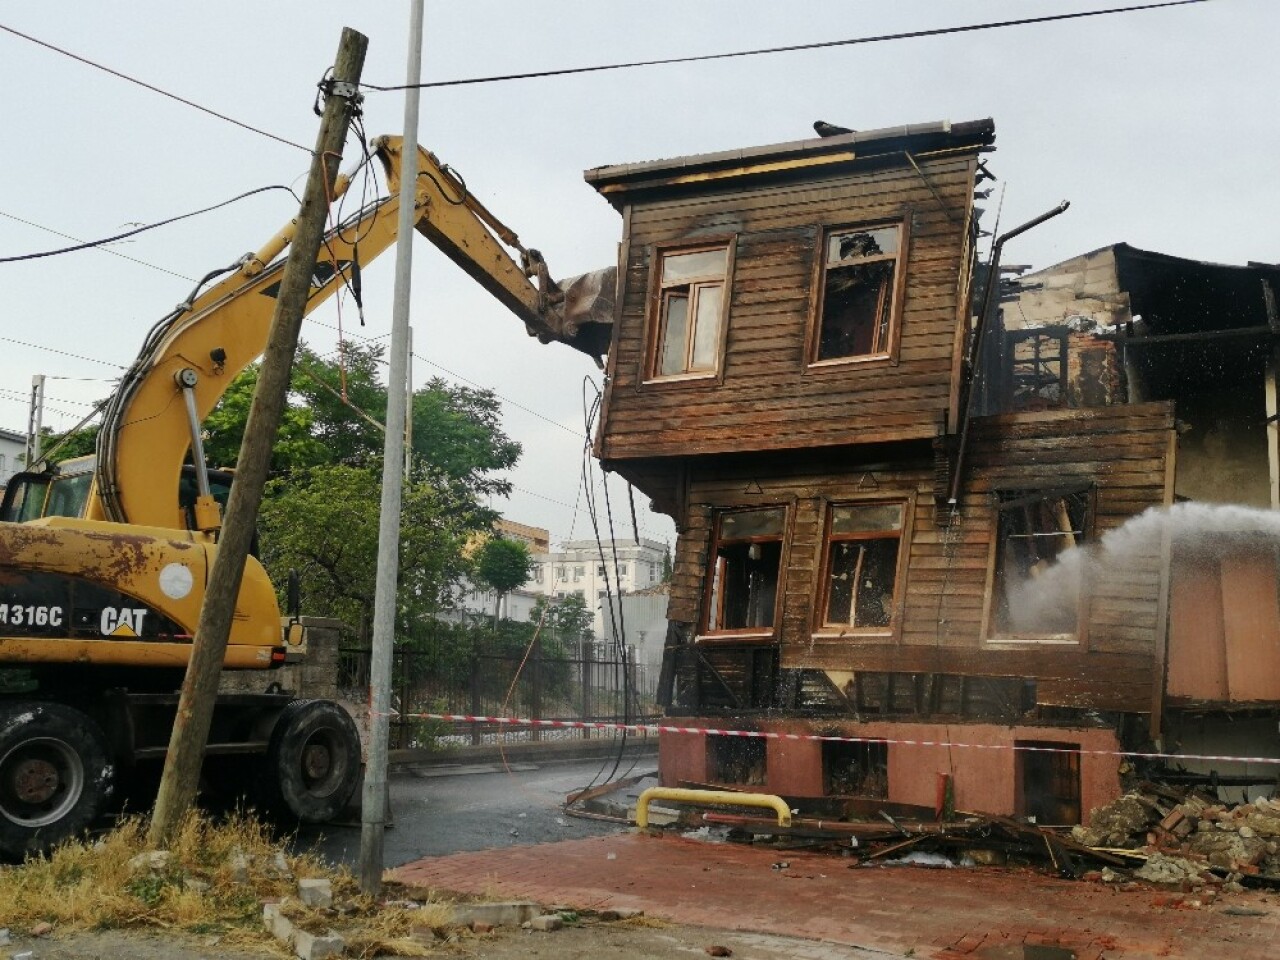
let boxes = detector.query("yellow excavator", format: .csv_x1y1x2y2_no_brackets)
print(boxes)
0,136,612,858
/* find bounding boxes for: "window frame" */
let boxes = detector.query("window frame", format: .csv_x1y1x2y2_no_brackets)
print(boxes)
982,484,1096,647
699,503,790,642
1004,328,1068,412
643,238,736,385
805,219,911,370
812,495,914,641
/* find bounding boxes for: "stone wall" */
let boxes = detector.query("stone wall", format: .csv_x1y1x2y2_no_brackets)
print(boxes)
218,616,344,700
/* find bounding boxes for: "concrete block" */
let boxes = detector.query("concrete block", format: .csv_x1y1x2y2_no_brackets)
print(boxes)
293,928,345,960
297,878,333,909
529,914,563,932
263,902,295,942
447,901,540,927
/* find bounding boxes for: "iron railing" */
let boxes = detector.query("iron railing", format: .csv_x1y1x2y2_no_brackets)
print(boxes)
339,630,658,749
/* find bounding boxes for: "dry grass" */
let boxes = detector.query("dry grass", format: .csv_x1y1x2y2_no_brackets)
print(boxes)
0,812,452,954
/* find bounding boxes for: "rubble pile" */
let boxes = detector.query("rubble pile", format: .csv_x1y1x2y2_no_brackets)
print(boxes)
1074,786,1280,883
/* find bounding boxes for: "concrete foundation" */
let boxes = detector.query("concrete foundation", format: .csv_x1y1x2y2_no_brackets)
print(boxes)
660,717,1122,821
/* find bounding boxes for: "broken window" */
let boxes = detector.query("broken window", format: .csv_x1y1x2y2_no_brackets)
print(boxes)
818,502,905,631
649,244,730,379
812,223,905,363
1005,329,1067,411
991,487,1091,639
704,506,786,636
1017,741,1081,825
708,733,767,786
823,738,888,798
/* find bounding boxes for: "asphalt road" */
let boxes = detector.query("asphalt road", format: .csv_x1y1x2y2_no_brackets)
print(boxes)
295,756,647,868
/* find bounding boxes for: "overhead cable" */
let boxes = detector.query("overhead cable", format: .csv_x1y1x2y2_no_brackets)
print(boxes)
0,210,196,280
0,334,126,369
365,0,1214,90
0,185,299,263
0,23,310,153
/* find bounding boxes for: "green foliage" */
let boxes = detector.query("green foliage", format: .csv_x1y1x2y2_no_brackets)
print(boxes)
533,593,595,644
258,464,479,636
198,340,523,634
41,423,99,464
411,379,520,499
475,537,533,596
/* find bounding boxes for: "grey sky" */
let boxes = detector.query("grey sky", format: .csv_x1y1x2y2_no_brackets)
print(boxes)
1,0,1273,546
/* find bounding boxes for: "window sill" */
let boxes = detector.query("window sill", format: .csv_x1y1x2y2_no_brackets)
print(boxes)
696,631,776,645
985,634,1080,646
641,370,720,387
805,352,894,372
809,629,894,642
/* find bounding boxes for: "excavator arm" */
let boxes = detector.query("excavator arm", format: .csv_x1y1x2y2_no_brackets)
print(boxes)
91,136,605,532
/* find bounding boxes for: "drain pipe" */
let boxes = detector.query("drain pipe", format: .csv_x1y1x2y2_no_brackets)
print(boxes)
948,201,1070,506
635,786,792,829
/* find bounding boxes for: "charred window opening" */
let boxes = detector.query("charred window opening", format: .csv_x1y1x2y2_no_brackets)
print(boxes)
991,487,1091,639
823,738,888,798
1016,740,1081,825
818,502,905,631
707,733,767,786
1006,329,1067,411
650,245,730,379
704,507,786,635
813,224,904,363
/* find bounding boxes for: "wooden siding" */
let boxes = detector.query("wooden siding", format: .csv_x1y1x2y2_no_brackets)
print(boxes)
658,403,1174,714
597,152,978,461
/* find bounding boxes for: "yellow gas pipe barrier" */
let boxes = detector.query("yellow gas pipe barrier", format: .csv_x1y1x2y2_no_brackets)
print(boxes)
635,787,792,828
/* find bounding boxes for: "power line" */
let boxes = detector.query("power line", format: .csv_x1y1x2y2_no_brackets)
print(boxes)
0,22,310,153
365,0,1214,90
0,210,196,281
0,184,298,263
303,315,585,440
0,389,86,420
0,334,126,370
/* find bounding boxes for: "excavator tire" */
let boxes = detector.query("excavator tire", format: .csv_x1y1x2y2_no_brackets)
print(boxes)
261,700,360,823
0,701,114,860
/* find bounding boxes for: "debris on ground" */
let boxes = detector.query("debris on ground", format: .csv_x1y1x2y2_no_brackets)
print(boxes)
619,778,1280,892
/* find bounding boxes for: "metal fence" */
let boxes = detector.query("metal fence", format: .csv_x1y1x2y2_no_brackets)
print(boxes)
339,630,659,750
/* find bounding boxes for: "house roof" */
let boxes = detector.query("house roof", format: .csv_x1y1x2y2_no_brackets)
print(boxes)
0,428,25,444
584,118,995,209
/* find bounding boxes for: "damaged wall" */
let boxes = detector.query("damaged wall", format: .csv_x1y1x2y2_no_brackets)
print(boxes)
659,401,1174,717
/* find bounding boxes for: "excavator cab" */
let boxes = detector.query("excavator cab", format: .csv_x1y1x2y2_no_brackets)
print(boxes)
0,458,96,523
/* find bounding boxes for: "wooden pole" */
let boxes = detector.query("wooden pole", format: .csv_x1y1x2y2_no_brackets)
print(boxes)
148,27,368,847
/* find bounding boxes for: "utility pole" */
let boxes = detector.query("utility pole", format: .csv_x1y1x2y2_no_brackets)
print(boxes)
359,0,423,895
148,26,368,847
26,375,44,466
404,325,414,479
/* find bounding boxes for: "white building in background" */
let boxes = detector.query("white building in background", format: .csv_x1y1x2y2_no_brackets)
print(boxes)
441,524,671,638
529,537,669,636
446,519,552,624
0,428,26,490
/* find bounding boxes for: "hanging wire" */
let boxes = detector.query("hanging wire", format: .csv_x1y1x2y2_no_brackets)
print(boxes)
363,1,1214,90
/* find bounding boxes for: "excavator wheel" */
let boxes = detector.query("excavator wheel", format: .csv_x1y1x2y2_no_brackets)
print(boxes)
261,700,360,823
0,702,114,860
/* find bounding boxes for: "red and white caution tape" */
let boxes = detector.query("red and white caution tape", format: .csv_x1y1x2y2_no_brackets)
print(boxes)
395,711,1280,767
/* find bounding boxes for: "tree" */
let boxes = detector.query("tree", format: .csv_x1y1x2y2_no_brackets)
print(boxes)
475,537,533,625
532,594,595,645
41,423,99,464
257,463,481,639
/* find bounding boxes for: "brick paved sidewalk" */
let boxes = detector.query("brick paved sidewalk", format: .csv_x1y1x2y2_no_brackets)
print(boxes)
394,833,1280,959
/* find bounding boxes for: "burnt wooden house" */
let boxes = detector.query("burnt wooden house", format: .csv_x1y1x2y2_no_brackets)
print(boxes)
581,119,1280,823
